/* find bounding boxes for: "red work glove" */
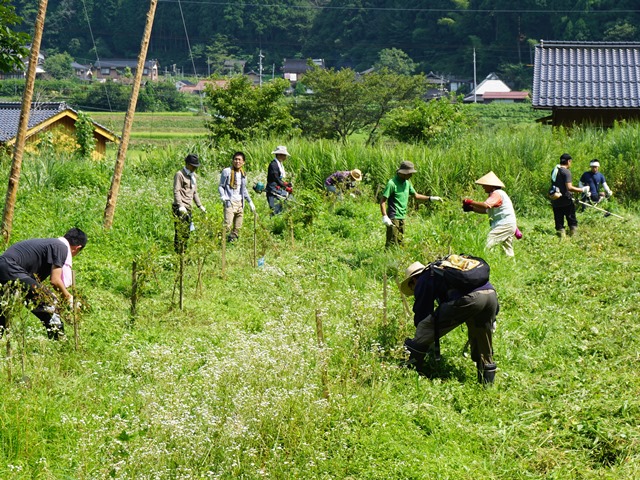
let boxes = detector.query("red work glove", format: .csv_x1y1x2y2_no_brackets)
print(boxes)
285,186,293,194
462,198,473,212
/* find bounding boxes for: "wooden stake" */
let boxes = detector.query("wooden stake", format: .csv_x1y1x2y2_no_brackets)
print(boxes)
315,309,329,399
221,223,227,278
179,253,184,311
103,0,159,229
253,212,257,268
383,271,388,326
72,271,79,350
1,0,49,245
130,261,138,321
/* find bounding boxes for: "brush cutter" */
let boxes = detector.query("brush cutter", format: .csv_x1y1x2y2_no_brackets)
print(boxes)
578,200,624,219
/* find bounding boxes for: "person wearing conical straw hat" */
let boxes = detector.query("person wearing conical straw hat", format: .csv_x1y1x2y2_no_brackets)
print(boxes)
462,171,519,257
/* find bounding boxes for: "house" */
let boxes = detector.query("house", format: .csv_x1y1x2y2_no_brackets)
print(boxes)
0,48,45,79
245,70,262,86
71,61,92,80
282,58,325,85
93,59,159,82
532,40,640,126
179,79,229,95
175,79,195,91
0,102,118,157
223,59,247,75
463,72,529,103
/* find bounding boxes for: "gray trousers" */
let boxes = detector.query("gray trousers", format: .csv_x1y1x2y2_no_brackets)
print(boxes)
411,289,497,366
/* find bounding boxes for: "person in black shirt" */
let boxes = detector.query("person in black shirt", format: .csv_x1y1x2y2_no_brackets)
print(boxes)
0,228,87,339
550,153,590,237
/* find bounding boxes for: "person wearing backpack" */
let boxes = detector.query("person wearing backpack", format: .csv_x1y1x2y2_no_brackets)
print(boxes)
463,171,520,257
399,256,498,384
549,153,590,238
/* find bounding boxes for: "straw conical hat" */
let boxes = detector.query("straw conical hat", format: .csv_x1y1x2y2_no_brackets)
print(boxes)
475,171,505,188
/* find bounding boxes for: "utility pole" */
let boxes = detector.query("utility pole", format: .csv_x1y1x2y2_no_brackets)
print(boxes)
104,0,158,230
1,0,48,245
258,50,264,87
473,48,477,104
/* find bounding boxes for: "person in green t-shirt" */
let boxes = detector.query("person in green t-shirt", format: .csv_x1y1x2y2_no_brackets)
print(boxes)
380,161,442,248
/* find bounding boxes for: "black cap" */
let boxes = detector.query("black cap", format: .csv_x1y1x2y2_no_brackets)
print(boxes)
560,153,572,164
185,154,200,167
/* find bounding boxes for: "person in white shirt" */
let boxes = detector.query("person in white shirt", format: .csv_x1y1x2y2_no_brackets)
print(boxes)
219,151,255,243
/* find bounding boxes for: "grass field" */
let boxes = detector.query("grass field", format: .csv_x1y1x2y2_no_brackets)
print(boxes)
1,116,639,478
91,111,210,145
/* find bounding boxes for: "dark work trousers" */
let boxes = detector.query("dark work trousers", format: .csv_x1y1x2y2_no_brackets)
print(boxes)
409,289,498,367
553,203,578,231
267,192,284,215
173,205,192,254
0,269,63,339
385,218,405,248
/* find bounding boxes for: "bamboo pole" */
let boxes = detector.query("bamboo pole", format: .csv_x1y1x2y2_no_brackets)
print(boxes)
179,253,184,311
1,0,49,245
315,309,329,399
130,260,138,321
103,0,158,229
253,213,257,268
382,271,388,326
221,222,227,277
72,271,79,350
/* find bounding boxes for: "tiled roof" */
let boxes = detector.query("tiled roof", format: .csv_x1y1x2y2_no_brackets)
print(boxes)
0,102,68,142
0,102,117,143
532,41,640,108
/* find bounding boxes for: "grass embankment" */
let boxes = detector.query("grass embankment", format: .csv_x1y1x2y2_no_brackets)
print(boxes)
0,121,639,478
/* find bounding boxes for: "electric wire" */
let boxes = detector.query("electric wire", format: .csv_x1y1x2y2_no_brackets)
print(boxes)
80,0,113,112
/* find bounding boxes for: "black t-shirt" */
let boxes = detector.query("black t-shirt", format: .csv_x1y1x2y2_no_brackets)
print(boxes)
0,238,68,282
552,167,573,207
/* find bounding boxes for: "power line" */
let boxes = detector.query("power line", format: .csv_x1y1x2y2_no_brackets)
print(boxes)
157,0,640,15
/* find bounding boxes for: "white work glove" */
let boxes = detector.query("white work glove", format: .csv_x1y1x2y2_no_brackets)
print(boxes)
178,205,187,215
382,215,393,227
582,186,590,194
49,313,63,329
199,205,206,213
604,183,613,197
249,203,256,213
430,196,443,202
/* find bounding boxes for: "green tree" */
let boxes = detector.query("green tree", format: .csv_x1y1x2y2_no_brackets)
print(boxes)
373,48,416,75
293,67,365,143
0,0,30,73
360,71,425,145
293,66,425,144
382,97,474,145
43,52,74,79
204,76,297,143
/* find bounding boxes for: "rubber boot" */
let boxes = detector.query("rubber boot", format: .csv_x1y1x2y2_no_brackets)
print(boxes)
556,229,566,239
478,363,497,385
569,226,577,237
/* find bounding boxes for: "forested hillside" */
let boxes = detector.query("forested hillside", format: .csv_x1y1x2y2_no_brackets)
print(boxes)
12,1,640,83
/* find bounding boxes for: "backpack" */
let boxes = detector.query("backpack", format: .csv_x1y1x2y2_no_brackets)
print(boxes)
430,254,490,293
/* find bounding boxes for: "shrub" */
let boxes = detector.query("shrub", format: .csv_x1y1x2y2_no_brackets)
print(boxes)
382,97,474,145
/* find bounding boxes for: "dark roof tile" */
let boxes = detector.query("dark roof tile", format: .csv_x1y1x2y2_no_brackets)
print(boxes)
532,41,640,109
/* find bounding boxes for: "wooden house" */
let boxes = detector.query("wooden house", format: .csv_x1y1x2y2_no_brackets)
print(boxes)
532,41,640,126
0,102,118,157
